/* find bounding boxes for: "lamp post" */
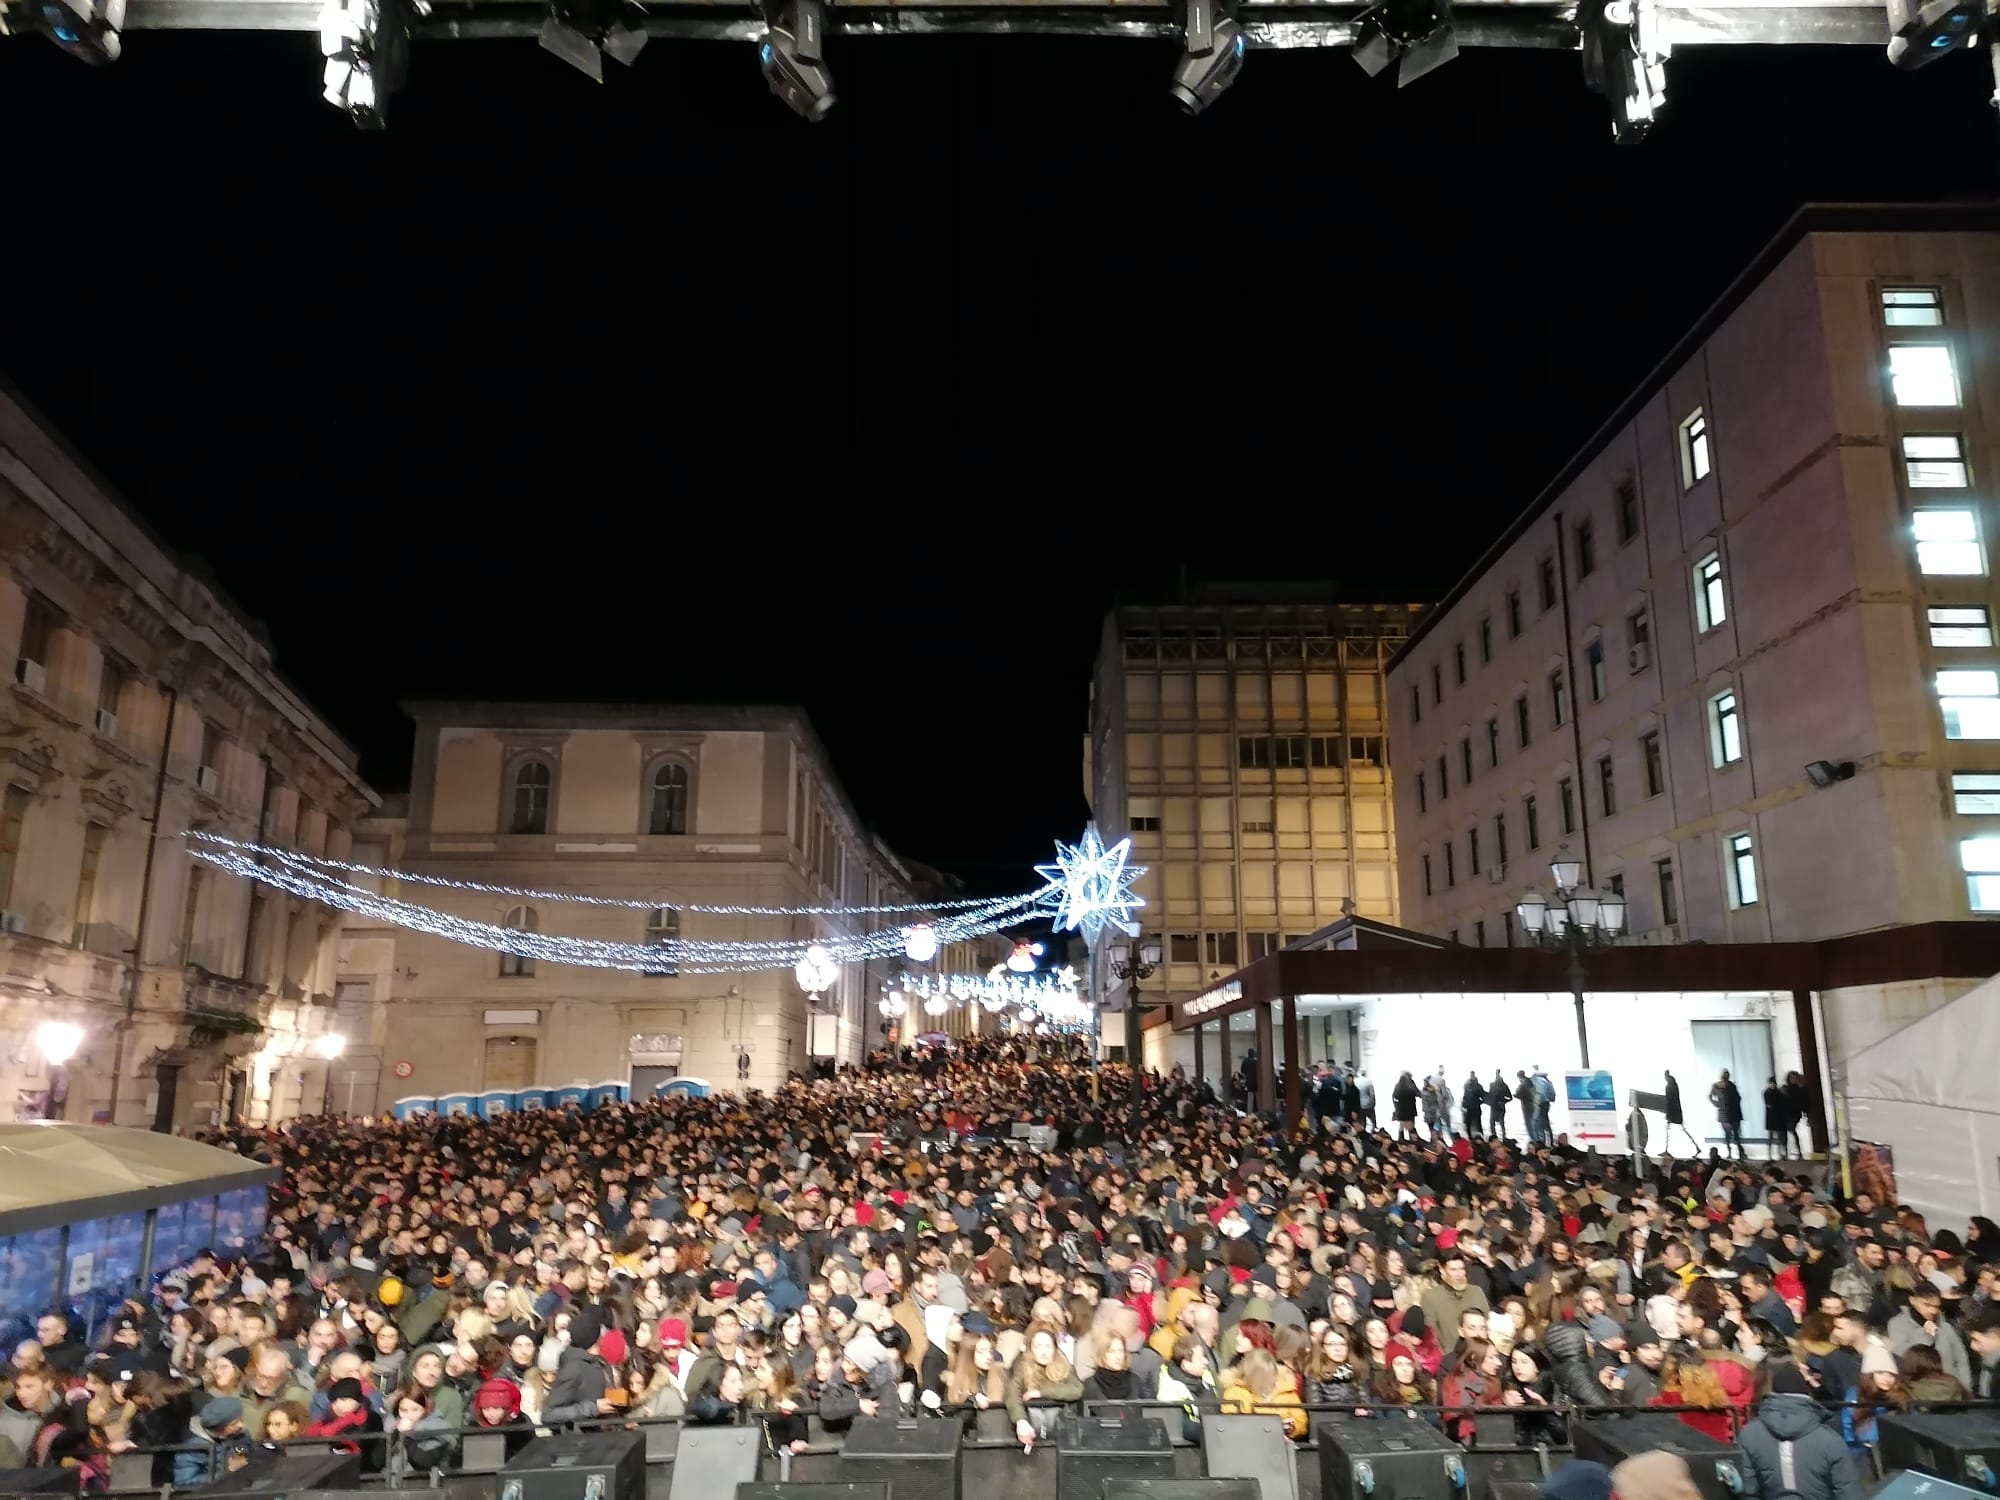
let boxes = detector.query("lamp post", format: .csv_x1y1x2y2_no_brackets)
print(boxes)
1106,933,1163,1122
313,1032,346,1115
1514,846,1626,1069
34,1021,83,1120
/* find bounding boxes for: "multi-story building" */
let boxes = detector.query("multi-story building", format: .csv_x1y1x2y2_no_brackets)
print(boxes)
1085,588,1427,1056
1389,206,2000,957
333,702,949,1108
0,384,377,1130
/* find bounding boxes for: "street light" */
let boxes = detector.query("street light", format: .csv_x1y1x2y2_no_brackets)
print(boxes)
314,1032,346,1115
1106,933,1164,1119
1514,845,1626,1068
34,1022,82,1120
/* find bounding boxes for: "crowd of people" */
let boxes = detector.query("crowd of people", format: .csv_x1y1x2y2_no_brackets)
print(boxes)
1,1038,1995,1500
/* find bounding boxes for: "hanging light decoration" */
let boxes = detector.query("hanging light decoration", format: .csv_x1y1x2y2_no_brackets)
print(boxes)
1006,941,1044,974
923,994,950,1017
794,943,838,996
878,991,908,1019
903,922,939,963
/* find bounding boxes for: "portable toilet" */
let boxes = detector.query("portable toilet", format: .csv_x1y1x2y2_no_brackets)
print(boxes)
515,1086,550,1112
588,1080,627,1110
552,1083,588,1111
659,1077,711,1099
390,1096,436,1121
437,1092,477,1117
478,1090,516,1119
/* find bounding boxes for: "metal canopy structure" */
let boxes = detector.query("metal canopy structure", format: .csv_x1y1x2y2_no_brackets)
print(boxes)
113,0,1886,44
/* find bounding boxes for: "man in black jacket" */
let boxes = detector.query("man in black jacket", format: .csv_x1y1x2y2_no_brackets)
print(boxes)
543,1307,617,1427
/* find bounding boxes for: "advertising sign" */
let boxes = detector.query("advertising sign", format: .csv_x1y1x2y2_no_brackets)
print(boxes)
1564,1069,1618,1146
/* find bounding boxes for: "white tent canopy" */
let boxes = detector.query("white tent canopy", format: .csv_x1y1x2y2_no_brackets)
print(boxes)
1843,971,2000,1230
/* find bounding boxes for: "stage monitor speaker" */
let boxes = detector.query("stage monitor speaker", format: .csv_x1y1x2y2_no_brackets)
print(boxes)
1105,1480,1261,1500
187,1453,364,1497
672,1428,762,1500
838,1415,962,1500
739,1485,889,1500
0,1470,79,1498
502,1429,648,1500
1878,1411,2000,1488
1571,1415,1742,1500
1484,1484,1543,1500
1057,1413,1175,1500
1316,1414,1470,1500
1202,1415,1299,1500
1871,1468,1995,1500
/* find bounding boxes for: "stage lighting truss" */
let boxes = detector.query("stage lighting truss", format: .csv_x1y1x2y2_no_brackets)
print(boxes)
1350,0,1458,84
318,0,412,124
539,0,648,81
759,0,835,119
1169,0,1245,113
0,0,125,64
1578,0,1668,141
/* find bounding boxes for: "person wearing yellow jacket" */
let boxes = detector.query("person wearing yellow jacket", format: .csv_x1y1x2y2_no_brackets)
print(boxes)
1220,1348,1307,1440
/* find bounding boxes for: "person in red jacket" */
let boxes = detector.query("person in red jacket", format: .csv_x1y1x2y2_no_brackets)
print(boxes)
1389,1306,1443,1378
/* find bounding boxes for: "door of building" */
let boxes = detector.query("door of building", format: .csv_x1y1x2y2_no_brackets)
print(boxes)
1690,1019,1773,1144
630,1064,678,1099
484,1035,539,1091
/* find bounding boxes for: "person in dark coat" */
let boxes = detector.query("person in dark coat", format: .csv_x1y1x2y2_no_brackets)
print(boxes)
1710,1072,1746,1158
1462,1074,1487,1136
1763,1078,1787,1159
1736,1364,1863,1500
542,1307,616,1427
1780,1072,1811,1157
1490,1071,1509,1136
1391,1072,1419,1140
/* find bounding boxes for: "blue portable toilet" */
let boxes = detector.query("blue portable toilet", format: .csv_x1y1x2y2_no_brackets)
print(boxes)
552,1083,588,1111
588,1080,627,1110
478,1090,516,1119
391,1096,437,1121
515,1086,550,1111
659,1077,711,1099
438,1092,476,1117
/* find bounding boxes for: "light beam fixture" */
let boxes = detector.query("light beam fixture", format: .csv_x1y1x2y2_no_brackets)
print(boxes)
0,0,125,65
1169,0,1246,114
539,0,648,82
1577,0,1667,142
759,0,835,121
318,0,411,126
1350,0,1458,85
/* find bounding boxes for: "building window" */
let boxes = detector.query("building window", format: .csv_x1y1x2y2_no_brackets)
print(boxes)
1642,730,1665,797
1615,477,1641,545
1437,753,1449,800
1247,931,1282,960
510,759,552,834
1656,858,1679,927
197,721,223,788
1273,734,1308,769
1130,811,1161,832
1931,606,1993,647
1915,507,1986,575
1238,735,1273,769
73,821,105,948
1444,842,1457,887
1549,671,1568,727
1469,826,1482,873
1459,737,1473,783
1962,837,2000,912
1558,777,1576,835
15,597,53,688
1890,345,1961,407
1883,286,1944,326
648,762,690,835
1454,642,1467,685
95,656,126,728
644,907,681,975
1486,717,1501,767
1422,854,1434,896
1349,734,1383,765
1538,556,1558,612
1514,695,1531,749
1680,408,1712,486
178,861,204,964
1505,589,1523,638
1575,519,1597,578
1691,551,1729,631
1473,920,1486,948
1307,735,1338,768
1953,772,2000,814
1494,812,1509,869
1939,669,2000,738
0,784,29,913
1586,640,1606,702
500,904,537,976
1905,433,1970,488
1432,663,1444,705
1607,872,1624,900
1478,616,1493,663
1597,755,1617,817
1524,794,1541,850
1709,689,1744,766
1169,932,1200,962
1416,772,1427,814
1204,931,1240,968
1727,831,1759,907
1410,685,1422,725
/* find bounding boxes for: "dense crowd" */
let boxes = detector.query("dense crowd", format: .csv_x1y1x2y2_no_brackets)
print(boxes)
2,1039,1997,1500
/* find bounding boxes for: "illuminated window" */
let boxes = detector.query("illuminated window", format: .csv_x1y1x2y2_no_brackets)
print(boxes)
1726,832,1759,907
1694,551,1728,631
1890,345,1960,407
1939,669,2000,739
1904,434,1969,488
1882,286,1943,326
1680,408,1712,486
1961,836,2000,912
1710,689,1743,766
1953,773,2000,815
1914,508,1985,575
1930,606,1993,647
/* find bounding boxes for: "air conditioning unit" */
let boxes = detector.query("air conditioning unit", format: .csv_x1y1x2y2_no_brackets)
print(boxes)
196,765,220,796
95,708,118,737
0,911,27,935
15,659,46,693
1488,863,1508,884
1627,642,1652,672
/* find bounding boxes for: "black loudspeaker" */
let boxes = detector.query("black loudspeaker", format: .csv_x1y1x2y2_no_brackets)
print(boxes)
1057,1413,1176,1500
1485,1484,1544,1500
1316,1414,1470,1500
837,1415,962,1500
672,1428,763,1500
1871,1469,1994,1500
739,1485,889,1500
502,1429,648,1500
0,1470,80,1498
1571,1415,1742,1500
1878,1411,2000,1488
187,1453,364,1496
1202,1415,1299,1500
1105,1481,1261,1500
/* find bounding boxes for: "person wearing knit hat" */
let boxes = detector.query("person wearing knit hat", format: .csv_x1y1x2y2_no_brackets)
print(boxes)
861,1269,893,1298
566,1306,605,1352
541,1306,615,1427
474,1377,522,1422
658,1317,689,1350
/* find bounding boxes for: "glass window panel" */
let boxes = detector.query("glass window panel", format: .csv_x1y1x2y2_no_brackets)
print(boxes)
1969,873,2000,912
1905,434,1969,487
0,1226,64,1349
1916,509,1985,575
1883,287,1944,326
1931,607,1993,647
1938,670,1999,696
1954,774,2000,814
1890,345,1961,406
1943,698,2000,739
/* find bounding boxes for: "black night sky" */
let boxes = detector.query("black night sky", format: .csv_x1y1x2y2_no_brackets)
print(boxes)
3,26,1998,890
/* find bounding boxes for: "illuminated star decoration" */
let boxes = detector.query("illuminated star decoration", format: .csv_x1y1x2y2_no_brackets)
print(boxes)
1036,824,1147,946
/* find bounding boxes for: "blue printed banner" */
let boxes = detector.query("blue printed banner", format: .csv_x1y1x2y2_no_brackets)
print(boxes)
1564,1069,1618,1146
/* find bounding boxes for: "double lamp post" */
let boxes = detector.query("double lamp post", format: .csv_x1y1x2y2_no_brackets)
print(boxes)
1514,845,1625,1069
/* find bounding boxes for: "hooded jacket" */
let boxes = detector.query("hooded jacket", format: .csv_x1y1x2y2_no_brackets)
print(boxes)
1736,1393,1863,1500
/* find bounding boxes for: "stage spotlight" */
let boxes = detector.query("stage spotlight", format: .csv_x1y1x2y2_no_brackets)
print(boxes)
759,0,835,121
1577,0,1667,142
1805,759,1857,789
1886,0,1983,67
0,0,125,65
539,0,648,82
318,0,410,125
1169,0,1245,114
1349,0,1457,85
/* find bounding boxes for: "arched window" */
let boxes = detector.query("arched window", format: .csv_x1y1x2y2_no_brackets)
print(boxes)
644,906,680,976
500,903,537,977
648,762,689,836
510,760,551,834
